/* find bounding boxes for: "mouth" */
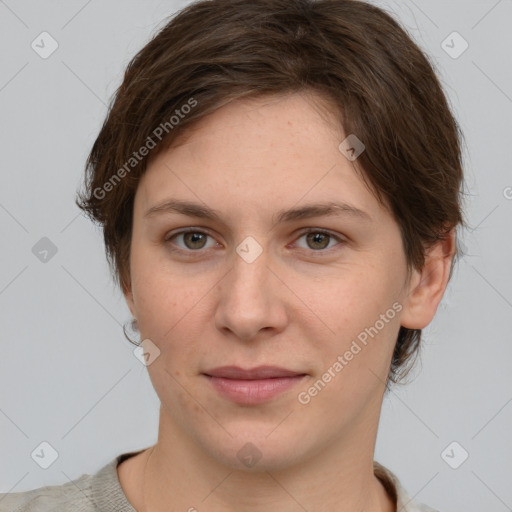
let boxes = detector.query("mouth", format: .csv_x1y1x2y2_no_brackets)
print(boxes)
202,366,307,405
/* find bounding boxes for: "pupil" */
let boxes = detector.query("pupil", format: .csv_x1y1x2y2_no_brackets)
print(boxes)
308,232,329,250
186,232,206,249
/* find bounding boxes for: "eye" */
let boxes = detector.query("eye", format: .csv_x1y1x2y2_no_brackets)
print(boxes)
165,228,219,252
164,227,345,255
293,229,345,252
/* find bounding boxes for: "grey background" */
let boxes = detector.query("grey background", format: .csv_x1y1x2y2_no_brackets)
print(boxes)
0,1,511,510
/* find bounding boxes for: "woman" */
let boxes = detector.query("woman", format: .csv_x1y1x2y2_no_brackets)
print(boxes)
0,0,465,510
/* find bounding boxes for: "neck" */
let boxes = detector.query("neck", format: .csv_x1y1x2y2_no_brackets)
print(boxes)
137,409,395,512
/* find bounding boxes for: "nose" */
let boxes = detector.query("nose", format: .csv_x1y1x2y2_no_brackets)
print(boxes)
214,246,288,342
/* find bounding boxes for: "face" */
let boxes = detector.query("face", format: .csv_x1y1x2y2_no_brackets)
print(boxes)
124,92,448,471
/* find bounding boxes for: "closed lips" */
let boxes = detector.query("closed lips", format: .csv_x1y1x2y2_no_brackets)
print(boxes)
203,366,307,380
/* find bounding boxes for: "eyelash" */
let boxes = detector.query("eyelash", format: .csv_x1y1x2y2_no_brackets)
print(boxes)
164,227,345,256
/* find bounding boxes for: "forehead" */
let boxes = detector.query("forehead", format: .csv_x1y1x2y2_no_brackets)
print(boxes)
137,93,384,223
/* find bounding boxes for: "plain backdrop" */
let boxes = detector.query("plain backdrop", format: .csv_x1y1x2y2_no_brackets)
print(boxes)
0,1,511,511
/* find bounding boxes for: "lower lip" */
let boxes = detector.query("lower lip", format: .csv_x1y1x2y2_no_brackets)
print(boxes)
204,375,306,405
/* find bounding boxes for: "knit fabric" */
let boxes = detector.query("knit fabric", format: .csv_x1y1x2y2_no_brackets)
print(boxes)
0,451,439,511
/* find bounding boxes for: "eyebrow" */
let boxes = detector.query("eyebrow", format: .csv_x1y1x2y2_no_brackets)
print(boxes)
144,199,372,223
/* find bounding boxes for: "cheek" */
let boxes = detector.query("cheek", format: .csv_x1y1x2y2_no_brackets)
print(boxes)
299,312,399,425
130,247,199,335
305,270,401,383
132,271,215,377
146,358,207,429
307,268,395,335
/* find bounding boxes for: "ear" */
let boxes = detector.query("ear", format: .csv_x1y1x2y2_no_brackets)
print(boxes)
400,228,456,330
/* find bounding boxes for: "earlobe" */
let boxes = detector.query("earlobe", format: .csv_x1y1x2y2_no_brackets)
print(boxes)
400,229,456,330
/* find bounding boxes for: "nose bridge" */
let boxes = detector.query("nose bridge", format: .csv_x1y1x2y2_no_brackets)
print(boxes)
229,240,270,304
215,237,286,339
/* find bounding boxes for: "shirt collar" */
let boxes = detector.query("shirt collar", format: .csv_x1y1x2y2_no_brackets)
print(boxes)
91,451,435,512
374,460,438,512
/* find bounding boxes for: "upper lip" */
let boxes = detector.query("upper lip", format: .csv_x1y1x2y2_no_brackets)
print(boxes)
203,366,306,380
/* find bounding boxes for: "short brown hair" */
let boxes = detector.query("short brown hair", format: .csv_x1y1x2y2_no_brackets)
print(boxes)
76,0,467,385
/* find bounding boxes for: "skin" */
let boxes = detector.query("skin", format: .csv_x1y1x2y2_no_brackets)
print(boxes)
118,91,455,512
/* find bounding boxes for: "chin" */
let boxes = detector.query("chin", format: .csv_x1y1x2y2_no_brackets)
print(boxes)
200,431,308,473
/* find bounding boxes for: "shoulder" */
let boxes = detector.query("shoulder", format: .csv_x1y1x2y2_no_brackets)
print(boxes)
0,472,94,512
373,460,440,512
0,450,141,512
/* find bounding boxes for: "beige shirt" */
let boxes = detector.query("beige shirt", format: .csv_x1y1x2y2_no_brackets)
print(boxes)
0,451,439,511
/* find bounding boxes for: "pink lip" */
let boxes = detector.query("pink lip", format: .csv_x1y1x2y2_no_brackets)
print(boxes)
203,366,307,405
